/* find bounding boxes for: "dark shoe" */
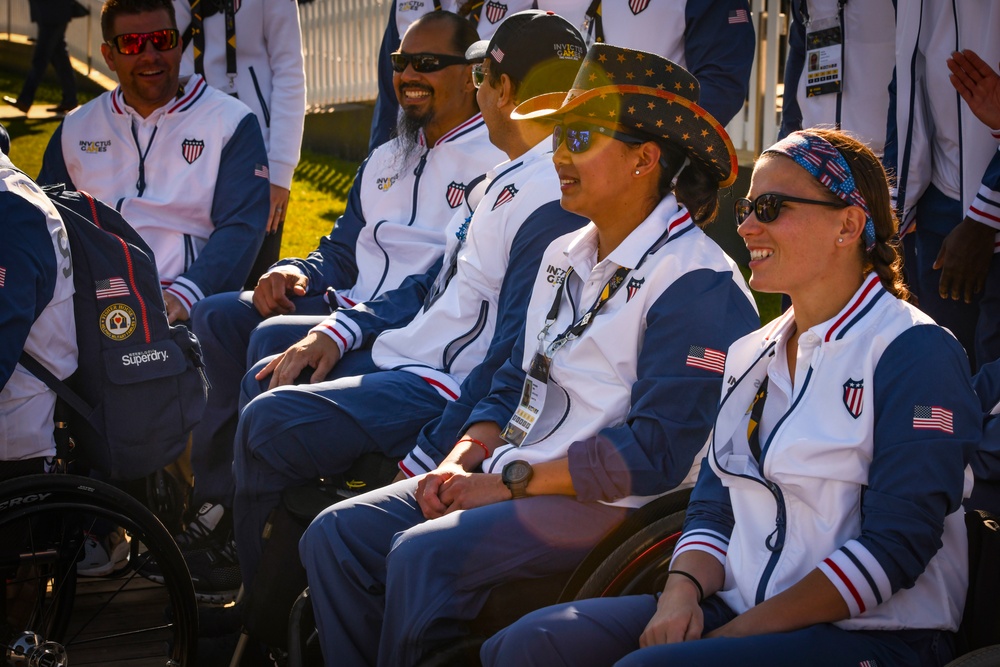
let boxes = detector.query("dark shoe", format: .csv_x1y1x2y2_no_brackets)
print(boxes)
3,96,30,113
141,534,242,604
48,102,78,114
176,502,230,549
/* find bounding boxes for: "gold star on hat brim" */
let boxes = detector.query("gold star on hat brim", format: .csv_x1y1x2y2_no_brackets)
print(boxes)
511,44,737,188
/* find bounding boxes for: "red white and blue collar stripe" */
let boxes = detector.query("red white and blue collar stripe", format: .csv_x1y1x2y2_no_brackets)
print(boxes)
111,75,208,116
823,272,886,342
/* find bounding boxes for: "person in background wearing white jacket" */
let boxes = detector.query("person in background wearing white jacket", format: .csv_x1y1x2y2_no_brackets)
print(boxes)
173,0,306,287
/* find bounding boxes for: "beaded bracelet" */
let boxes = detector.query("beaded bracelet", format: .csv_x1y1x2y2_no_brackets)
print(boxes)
667,569,704,603
460,436,490,457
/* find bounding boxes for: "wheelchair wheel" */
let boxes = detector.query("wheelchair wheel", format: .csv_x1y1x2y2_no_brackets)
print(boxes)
0,473,197,666
946,646,1000,667
569,509,686,600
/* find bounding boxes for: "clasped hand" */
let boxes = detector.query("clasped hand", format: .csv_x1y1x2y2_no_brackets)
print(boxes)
416,463,510,519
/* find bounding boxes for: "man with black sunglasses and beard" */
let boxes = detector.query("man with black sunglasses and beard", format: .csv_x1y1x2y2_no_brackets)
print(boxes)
38,0,270,326
127,9,503,603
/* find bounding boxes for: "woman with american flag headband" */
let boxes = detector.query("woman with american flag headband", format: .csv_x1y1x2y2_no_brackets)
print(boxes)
483,129,982,667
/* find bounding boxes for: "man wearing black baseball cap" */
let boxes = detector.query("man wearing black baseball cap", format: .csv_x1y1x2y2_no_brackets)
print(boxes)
296,10,595,667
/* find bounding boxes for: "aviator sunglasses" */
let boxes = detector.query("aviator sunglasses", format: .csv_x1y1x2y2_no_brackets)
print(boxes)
734,193,847,225
552,122,647,154
106,28,179,55
390,52,468,74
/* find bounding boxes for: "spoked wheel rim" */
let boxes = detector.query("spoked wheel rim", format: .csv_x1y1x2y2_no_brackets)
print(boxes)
0,475,197,666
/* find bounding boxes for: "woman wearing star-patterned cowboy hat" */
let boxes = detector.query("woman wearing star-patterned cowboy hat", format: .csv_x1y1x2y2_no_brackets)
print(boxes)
481,128,981,667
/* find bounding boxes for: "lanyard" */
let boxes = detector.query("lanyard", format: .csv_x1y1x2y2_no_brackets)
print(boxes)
191,0,237,83
746,376,769,461
538,264,631,357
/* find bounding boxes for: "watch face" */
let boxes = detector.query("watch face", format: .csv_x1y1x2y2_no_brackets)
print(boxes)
505,461,531,484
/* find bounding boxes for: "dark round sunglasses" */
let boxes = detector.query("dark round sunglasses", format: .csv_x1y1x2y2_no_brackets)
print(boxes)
390,52,468,74
734,193,847,225
106,28,179,56
553,122,647,155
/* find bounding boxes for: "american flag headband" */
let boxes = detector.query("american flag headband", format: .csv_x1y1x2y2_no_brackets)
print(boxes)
763,132,876,252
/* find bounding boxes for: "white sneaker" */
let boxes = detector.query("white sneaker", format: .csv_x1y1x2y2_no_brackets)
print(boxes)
77,528,130,576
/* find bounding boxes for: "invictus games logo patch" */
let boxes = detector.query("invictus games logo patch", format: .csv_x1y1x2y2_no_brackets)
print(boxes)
545,264,567,285
555,43,585,61
79,140,112,153
377,176,397,192
182,138,205,164
99,303,137,341
397,0,423,11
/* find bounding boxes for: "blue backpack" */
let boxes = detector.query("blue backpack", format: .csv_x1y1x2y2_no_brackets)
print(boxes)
20,187,208,481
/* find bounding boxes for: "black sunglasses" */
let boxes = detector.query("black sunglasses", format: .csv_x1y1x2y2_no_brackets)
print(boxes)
553,122,647,155
106,28,179,56
390,52,468,74
734,193,847,224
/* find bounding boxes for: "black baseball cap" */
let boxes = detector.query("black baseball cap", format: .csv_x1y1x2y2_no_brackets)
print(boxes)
465,10,586,102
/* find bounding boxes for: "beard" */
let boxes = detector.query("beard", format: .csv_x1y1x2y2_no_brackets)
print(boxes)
392,85,434,169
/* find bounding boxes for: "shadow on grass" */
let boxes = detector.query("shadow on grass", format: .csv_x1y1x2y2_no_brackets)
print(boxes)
292,150,356,200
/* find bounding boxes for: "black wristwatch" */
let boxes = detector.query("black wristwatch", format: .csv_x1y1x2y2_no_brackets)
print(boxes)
501,460,533,499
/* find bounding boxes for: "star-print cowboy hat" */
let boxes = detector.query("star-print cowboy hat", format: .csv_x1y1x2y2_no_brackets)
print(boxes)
511,43,738,188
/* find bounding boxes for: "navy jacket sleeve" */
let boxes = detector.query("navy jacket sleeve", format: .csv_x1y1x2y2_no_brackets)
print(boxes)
778,1,806,139
37,124,76,190
669,458,737,565
0,193,57,389
414,202,587,466
328,257,442,350
882,68,899,195
568,268,759,501
684,0,756,126
863,325,980,593
973,357,1000,413
369,1,400,152
179,113,269,297
272,157,368,294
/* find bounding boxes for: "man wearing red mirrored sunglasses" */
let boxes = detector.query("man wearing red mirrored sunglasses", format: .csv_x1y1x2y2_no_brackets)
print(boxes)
38,0,270,326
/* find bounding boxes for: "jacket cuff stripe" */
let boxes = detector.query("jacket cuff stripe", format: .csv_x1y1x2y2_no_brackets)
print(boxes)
406,446,437,474
821,557,866,615
673,531,728,566
313,323,349,354
398,460,416,478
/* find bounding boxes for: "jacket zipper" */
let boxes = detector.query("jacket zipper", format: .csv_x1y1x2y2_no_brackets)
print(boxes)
248,66,271,128
753,365,815,604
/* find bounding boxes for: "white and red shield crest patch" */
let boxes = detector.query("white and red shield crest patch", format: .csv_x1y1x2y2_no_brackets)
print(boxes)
446,181,466,209
492,184,517,210
485,1,508,24
182,138,205,164
843,378,863,419
626,277,645,302
629,0,650,15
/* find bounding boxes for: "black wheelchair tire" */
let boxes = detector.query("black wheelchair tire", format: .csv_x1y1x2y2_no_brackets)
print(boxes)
947,646,1000,667
569,509,686,601
0,473,198,666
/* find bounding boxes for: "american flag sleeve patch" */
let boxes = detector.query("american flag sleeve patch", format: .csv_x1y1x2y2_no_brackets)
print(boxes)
912,405,954,434
686,345,726,374
254,163,269,179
